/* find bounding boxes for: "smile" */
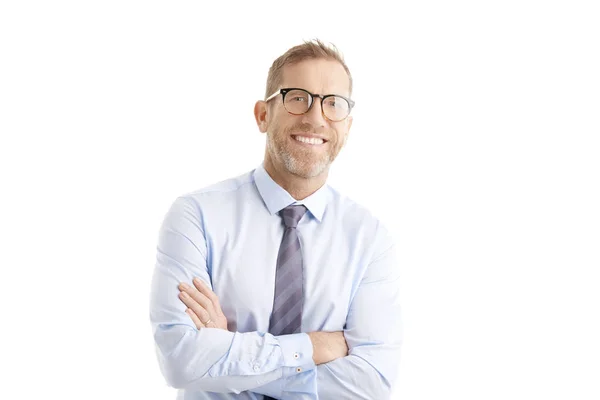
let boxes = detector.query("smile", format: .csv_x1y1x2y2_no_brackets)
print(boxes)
292,135,326,145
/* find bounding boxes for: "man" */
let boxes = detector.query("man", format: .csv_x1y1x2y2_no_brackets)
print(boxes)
150,39,402,399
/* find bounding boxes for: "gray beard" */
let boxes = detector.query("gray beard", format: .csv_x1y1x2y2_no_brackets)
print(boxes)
268,136,331,179
281,148,330,179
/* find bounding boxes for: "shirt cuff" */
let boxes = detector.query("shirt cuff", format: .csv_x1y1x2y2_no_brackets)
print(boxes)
277,332,315,373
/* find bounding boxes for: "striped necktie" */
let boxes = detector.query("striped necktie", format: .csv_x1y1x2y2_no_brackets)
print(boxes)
268,205,307,336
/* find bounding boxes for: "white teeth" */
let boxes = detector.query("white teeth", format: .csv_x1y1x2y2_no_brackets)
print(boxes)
294,136,324,145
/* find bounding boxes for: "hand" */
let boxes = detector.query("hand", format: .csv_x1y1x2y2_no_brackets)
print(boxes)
307,331,349,365
178,277,228,330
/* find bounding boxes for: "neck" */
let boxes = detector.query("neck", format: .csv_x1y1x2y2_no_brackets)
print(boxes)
263,156,327,200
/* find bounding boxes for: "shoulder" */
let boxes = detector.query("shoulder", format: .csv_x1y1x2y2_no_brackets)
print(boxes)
326,185,396,253
326,185,381,226
165,169,256,217
184,169,255,201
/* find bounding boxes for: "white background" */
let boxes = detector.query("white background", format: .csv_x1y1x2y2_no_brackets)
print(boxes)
1,1,599,399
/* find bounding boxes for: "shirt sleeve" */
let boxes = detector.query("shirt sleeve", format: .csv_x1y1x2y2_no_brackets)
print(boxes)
149,196,316,393
251,221,403,399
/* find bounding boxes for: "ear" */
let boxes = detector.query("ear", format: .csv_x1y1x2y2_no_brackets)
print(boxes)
346,115,353,132
254,101,269,133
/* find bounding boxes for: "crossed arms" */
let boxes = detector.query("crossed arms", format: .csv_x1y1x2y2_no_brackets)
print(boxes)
149,197,402,398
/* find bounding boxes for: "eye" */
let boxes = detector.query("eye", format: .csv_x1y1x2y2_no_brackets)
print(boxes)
286,89,310,104
325,96,347,109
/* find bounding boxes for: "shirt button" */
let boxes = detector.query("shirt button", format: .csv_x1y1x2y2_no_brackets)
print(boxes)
296,367,302,373
293,352,300,359
253,365,260,372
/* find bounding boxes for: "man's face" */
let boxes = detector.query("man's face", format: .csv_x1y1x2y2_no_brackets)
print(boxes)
262,59,353,179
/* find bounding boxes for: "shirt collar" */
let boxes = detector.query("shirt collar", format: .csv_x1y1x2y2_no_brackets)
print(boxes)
253,163,328,222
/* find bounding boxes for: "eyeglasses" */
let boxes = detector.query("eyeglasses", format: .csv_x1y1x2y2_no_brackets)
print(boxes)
265,88,355,122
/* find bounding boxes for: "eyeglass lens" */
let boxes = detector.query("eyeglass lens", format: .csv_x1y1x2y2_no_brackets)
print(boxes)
283,89,350,121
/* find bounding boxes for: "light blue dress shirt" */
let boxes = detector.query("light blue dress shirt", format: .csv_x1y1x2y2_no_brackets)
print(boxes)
150,163,402,399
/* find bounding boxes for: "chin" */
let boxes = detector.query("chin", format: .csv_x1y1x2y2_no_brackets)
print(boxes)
285,159,330,179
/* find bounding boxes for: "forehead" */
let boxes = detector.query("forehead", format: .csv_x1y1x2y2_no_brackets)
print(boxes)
281,58,350,97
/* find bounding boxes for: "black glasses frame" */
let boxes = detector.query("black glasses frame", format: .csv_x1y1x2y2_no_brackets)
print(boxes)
265,87,355,121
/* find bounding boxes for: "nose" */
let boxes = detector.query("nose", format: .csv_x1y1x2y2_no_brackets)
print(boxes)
301,96,327,127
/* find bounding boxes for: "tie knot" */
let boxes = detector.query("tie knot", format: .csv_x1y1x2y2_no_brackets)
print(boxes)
280,205,307,228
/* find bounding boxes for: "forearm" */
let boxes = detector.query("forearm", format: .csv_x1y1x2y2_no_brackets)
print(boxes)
151,263,315,392
316,351,397,399
251,330,343,399
153,323,314,392
252,345,399,399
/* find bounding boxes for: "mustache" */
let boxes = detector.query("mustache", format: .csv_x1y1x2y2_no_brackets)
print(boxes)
285,122,315,134
284,123,331,136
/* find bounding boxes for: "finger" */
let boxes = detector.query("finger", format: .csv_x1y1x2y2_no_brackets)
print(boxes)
206,320,217,328
179,282,214,315
185,308,204,330
193,278,223,316
179,291,211,323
